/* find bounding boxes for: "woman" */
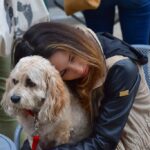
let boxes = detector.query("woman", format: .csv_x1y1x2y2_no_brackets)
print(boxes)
13,22,150,150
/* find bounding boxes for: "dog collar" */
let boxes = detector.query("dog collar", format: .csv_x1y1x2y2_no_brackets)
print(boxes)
24,109,37,117
24,109,40,150
32,135,40,150
32,115,40,150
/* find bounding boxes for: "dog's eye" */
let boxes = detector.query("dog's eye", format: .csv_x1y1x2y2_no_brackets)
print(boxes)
26,78,36,87
41,98,45,102
12,78,18,85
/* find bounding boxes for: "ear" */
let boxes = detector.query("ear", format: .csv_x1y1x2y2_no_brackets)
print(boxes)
1,77,13,114
38,72,70,123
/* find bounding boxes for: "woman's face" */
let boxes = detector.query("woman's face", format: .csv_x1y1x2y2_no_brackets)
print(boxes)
49,51,89,80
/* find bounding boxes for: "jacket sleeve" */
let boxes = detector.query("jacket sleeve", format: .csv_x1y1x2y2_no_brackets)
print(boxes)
49,59,141,150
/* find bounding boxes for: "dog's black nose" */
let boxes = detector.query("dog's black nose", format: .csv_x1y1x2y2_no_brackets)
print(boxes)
11,95,21,103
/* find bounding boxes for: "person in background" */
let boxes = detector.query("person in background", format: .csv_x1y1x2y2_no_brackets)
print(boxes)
83,0,150,44
0,0,49,140
13,22,150,150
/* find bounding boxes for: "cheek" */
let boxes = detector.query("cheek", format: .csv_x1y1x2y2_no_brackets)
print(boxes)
34,89,46,100
33,83,47,100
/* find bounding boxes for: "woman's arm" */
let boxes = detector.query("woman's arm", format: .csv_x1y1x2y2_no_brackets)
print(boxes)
50,59,141,150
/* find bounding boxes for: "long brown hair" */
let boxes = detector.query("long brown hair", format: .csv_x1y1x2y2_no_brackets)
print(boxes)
13,22,106,115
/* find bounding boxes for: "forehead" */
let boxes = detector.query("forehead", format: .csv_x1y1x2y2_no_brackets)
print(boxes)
11,57,48,79
49,51,69,71
11,64,44,82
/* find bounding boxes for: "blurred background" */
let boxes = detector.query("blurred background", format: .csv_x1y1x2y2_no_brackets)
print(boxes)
45,0,122,39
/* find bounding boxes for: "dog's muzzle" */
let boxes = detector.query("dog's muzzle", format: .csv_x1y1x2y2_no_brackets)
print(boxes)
11,95,21,103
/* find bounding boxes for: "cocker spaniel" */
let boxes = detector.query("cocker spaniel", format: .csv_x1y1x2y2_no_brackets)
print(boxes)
1,56,91,149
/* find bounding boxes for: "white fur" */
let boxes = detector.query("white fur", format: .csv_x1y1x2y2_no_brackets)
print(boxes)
1,56,91,149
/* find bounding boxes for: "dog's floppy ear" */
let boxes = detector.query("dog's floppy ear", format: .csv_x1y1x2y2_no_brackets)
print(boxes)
39,71,70,123
1,77,13,113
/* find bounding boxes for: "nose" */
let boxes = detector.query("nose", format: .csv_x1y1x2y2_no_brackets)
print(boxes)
11,95,21,103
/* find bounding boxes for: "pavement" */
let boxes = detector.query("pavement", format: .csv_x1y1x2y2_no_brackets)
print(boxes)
48,6,122,39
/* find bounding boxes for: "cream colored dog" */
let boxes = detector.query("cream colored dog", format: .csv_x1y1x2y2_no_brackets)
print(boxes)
1,56,91,149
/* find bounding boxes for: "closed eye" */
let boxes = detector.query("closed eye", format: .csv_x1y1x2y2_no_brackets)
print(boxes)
69,54,75,63
60,69,67,77
60,54,75,77
25,78,36,87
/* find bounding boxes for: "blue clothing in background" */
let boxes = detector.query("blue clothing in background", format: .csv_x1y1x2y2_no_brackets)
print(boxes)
83,0,150,44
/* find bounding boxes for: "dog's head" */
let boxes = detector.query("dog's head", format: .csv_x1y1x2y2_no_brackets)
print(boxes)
1,56,70,123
